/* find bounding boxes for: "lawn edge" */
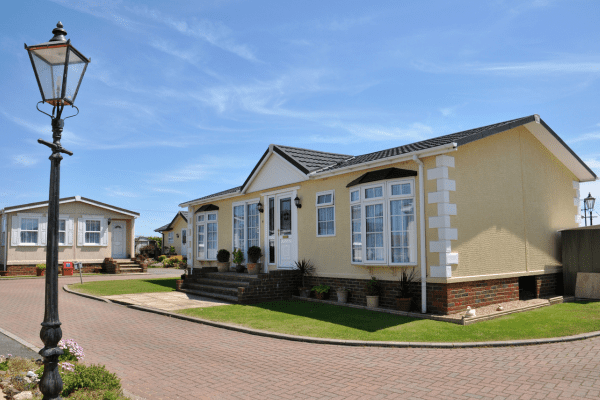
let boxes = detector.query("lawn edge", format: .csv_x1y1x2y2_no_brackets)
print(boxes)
62,285,600,348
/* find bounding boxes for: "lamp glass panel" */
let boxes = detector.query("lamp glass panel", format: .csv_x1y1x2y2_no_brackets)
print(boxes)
30,47,66,101
64,50,87,104
585,196,595,210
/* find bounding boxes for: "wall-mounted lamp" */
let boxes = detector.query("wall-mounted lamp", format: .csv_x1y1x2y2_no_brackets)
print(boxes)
294,196,302,208
176,233,180,238
107,218,112,226
257,201,264,213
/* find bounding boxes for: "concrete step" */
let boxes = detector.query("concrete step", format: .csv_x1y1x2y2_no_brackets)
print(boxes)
189,278,250,288
179,289,238,303
118,262,140,267
120,267,143,273
203,272,260,283
183,282,239,296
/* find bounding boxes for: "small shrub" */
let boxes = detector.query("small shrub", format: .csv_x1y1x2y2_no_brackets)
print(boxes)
216,249,230,263
36,264,46,270
294,259,315,288
365,277,381,296
62,363,121,397
247,246,262,263
169,246,175,254
312,284,330,294
232,248,244,265
58,339,85,362
7,357,37,375
69,388,127,400
158,255,167,262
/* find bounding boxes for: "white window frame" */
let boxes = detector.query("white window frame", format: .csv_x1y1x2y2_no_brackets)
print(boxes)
231,199,261,262
196,211,218,260
84,219,102,245
168,232,174,244
316,190,335,237
1,214,6,246
14,213,45,247
58,218,66,246
77,215,108,247
350,178,417,267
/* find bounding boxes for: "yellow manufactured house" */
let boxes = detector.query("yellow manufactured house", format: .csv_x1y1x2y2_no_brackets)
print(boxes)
0,196,139,276
178,115,597,314
154,211,189,257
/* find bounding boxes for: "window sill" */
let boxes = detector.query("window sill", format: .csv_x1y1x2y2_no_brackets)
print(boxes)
316,234,336,238
351,262,418,267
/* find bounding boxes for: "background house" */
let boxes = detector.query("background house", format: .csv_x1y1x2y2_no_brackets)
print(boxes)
155,211,189,258
0,196,139,276
178,115,597,314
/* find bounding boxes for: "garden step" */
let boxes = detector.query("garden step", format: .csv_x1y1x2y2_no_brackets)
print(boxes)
179,289,238,303
203,272,260,283
194,278,250,288
183,282,239,296
119,267,143,273
118,262,140,267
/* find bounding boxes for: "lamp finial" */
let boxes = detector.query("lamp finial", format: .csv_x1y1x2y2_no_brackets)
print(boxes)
50,21,67,42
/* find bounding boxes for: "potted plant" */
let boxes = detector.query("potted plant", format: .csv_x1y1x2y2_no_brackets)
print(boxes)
294,259,315,297
216,249,231,272
247,246,262,275
396,267,419,312
336,286,349,303
365,277,381,308
169,246,176,255
312,284,330,300
232,248,245,273
36,264,46,277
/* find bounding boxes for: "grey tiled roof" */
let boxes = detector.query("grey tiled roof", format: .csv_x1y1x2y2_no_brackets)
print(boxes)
317,115,536,173
154,223,170,232
273,145,352,173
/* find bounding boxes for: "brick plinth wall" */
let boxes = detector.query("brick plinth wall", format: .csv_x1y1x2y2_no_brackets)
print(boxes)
103,258,120,274
238,270,301,304
4,263,102,276
535,273,562,298
432,278,519,314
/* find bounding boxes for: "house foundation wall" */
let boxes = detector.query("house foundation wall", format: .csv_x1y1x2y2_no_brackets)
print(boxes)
305,273,560,314
3,263,103,276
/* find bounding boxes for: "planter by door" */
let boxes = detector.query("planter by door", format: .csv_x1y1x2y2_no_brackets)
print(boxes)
175,279,183,291
336,290,348,303
396,297,411,312
247,263,260,275
216,262,230,272
298,288,311,298
366,295,379,308
36,269,45,277
315,292,328,300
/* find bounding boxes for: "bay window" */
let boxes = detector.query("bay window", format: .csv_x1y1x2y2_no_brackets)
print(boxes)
350,179,416,265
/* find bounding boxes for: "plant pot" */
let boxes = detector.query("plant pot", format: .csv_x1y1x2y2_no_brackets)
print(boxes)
216,262,230,272
396,297,411,312
315,292,328,300
336,290,348,303
366,295,379,308
298,287,311,298
36,269,45,277
246,263,260,275
235,264,245,273
175,279,183,291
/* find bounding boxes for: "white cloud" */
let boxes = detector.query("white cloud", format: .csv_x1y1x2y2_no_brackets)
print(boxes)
11,154,39,167
440,107,454,117
478,61,600,74
154,156,253,183
327,15,375,31
151,188,185,195
105,187,138,198
569,132,600,144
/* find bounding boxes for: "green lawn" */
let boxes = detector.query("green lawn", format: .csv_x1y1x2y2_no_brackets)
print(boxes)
70,278,177,296
176,299,600,342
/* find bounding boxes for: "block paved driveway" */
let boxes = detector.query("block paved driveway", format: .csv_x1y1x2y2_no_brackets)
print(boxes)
1,274,600,400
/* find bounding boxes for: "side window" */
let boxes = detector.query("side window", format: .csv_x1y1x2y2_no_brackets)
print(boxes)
316,190,335,237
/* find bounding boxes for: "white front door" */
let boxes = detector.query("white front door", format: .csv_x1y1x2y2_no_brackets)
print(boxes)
276,193,295,269
111,222,126,259
181,228,187,258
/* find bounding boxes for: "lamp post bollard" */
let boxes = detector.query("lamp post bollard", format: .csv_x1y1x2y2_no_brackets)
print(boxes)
25,22,90,400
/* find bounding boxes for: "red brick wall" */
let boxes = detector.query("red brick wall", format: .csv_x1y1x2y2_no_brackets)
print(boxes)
436,278,519,314
5,264,102,276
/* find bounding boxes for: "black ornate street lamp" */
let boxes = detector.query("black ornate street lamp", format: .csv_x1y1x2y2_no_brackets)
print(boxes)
583,193,595,226
25,22,90,400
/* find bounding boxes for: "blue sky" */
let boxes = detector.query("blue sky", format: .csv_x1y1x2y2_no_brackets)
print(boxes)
1,0,599,234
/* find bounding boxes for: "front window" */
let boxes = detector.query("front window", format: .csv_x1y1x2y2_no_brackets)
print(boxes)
316,190,335,237
59,219,66,245
233,205,245,254
168,232,174,244
85,220,101,245
232,201,261,262
197,212,218,260
350,179,416,265
21,218,39,244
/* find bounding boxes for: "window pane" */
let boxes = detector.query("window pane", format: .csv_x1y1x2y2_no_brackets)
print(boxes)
351,191,359,202
365,204,384,261
365,186,383,199
317,194,332,204
247,203,259,249
280,198,291,234
268,197,275,236
391,183,411,196
59,220,66,231
208,214,217,221
317,206,334,236
197,225,205,259
207,222,217,259
390,199,415,263
351,205,362,262
269,238,275,264
59,232,66,245
197,215,204,222
86,232,100,244
233,205,245,253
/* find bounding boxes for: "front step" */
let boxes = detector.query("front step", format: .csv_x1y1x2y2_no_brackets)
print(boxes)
180,288,238,303
203,272,260,283
120,267,143,273
183,282,239,297
195,278,250,289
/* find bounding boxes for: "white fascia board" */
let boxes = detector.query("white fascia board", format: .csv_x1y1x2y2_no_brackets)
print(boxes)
5,198,77,214
77,199,140,218
241,146,274,194
308,143,458,179
179,190,242,208
524,121,596,182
